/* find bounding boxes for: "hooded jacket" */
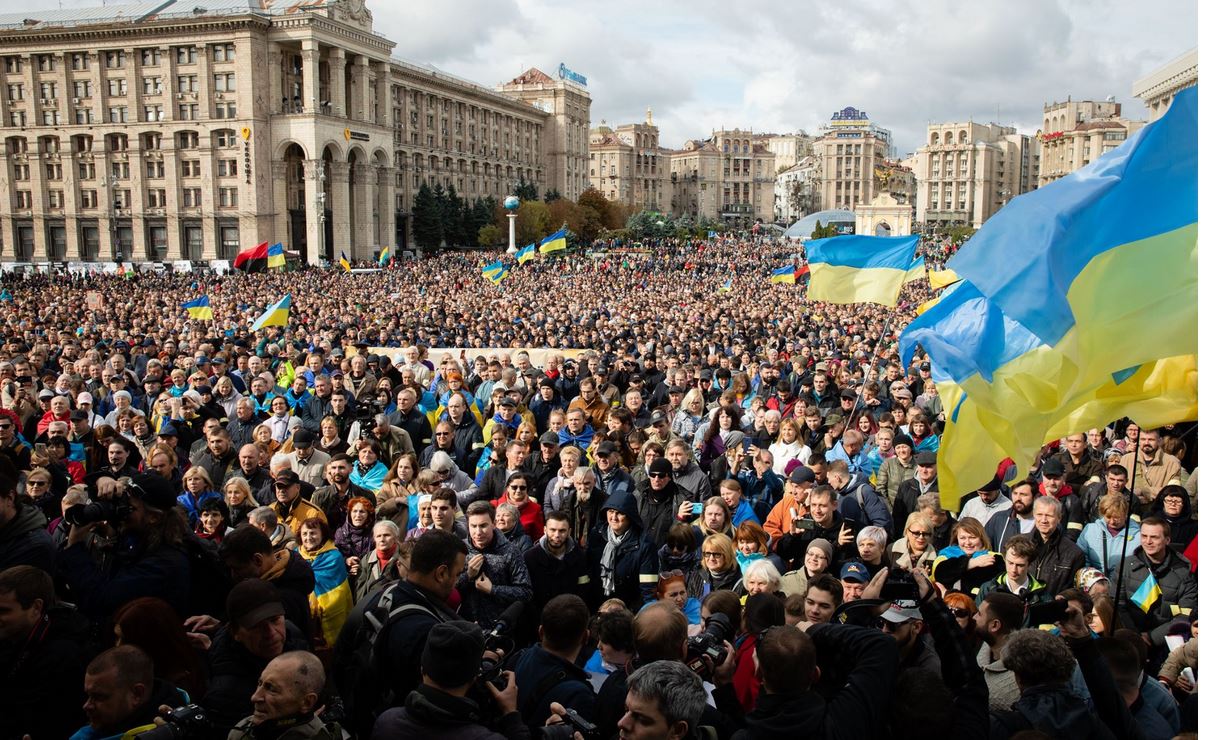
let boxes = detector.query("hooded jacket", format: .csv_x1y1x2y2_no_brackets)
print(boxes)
586,491,659,611
370,683,527,740
834,474,892,537
0,501,54,573
634,478,690,548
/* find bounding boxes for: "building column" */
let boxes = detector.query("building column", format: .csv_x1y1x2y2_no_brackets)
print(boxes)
328,48,346,117
61,152,81,261
376,165,394,246
271,160,290,252
350,162,372,253
375,61,390,126
329,160,350,258
268,43,283,115
351,56,370,122
302,159,325,266
300,40,321,115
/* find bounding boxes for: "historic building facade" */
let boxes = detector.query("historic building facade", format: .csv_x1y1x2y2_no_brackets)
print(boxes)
0,0,588,264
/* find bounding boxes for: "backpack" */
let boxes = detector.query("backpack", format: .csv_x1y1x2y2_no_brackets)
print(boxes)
182,534,232,618
336,582,443,736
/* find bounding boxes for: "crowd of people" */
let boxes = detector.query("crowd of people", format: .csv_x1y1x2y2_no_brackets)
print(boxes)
0,233,1197,740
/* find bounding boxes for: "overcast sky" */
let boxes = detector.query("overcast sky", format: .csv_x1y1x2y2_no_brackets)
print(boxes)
22,0,1199,155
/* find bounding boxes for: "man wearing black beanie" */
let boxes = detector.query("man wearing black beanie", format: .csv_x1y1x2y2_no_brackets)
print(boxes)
371,620,530,739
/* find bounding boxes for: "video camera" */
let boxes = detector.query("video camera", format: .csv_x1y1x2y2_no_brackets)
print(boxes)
477,601,524,691
138,704,211,740
540,706,599,739
685,612,734,680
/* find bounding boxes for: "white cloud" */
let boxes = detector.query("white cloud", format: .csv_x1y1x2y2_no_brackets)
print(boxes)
16,0,1198,154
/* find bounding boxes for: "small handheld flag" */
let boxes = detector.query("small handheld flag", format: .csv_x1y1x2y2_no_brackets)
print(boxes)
806,234,919,305
250,294,291,331
539,228,567,254
1130,571,1162,613
481,261,510,285
516,243,537,264
266,242,285,270
718,278,733,294
182,295,213,320
338,251,351,272
769,265,796,284
378,246,391,267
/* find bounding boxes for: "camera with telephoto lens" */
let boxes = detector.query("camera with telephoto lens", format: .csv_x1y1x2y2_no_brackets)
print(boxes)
137,704,211,740
477,602,523,692
685,612,734,680
64,492,130,526
540,707,599,739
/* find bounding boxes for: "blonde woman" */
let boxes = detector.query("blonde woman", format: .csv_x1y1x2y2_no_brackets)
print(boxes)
768,419,812,476
672,388,706,442
891,511,937,572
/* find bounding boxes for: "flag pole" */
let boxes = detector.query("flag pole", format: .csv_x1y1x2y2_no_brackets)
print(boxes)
1108,443,1142,633
847,308,894,431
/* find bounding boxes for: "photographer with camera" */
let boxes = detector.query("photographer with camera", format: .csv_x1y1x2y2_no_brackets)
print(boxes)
371,620,530,740
71,645,189,740
227,651,340,739
57,472,192,622
512,594,596,732
774,485,855,572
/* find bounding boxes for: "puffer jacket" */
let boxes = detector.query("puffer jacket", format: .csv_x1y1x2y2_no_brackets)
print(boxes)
456,528,533,627
1120,545,1197,639
586,491,659,611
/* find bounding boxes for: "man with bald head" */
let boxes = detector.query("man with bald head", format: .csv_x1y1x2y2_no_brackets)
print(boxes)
228,651,333,739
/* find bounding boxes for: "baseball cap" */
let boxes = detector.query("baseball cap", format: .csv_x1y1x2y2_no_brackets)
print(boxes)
881,600,922,623
839,388,857,400
226,579,285,630
274,469,301,487
77,391,94,405
788,467,816,485
597,441,619,457
1041,458,1066,476
157,421,179,437
292,428,315,448
915,450,937,466
127,473,178,511
841,562,870,583
497,397,517,409
539,431,560,446
37,388,54,400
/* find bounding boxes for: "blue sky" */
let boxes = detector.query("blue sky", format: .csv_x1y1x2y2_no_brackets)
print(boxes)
20,0,1199,156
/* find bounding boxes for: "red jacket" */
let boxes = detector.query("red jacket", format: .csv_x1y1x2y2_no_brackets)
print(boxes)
491,496,545,543
732,633,762,712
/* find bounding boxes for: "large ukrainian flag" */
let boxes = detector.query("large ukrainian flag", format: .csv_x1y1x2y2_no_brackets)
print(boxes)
182,295,213,320
539,228,568,254
266,242,285,270
769,265,796,284
900,86,1198,506
516,243,537,264
904,255,926,283
805,234,919,306
482,261,510,285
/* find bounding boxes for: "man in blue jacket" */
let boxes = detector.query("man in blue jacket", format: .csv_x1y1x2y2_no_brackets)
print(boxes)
827,460,892,538
513,594,595,732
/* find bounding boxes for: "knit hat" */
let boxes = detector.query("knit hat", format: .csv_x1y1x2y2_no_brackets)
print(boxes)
422,621,486,688
648,457,674,477
806,539,834,561
892,434,914,450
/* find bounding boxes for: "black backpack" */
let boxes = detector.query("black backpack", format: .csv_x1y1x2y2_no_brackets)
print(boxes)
335,582,442,736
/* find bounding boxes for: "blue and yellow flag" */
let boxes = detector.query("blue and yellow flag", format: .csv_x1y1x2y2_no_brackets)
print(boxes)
905,255,926,283
250,294,291,331
1131,571,1162,613
718,278,733,293
267,242,285,269
899,87,1198,504
805,234,918,306
516,243,537,264
378,246,391,267
769,265,796,284
182,295,213,320
539,228,567,254
481,261,510,285
338,251,351,272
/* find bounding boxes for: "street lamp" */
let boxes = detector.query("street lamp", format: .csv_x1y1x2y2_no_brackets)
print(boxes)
317,167,327,263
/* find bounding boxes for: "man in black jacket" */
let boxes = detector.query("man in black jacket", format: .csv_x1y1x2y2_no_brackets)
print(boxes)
75,646,188,739
775,485,855,571
199,578,310,734
523,511,589,632
0,565,90,740
219,525,315,635
634,457,689,548
512,595,596,731
1029,495,1085,595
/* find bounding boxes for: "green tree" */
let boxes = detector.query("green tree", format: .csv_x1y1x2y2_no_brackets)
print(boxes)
411,182,443,251
515,174,539,202
543,188,562,203
516,200,551,246
442,184,467,246
811,221,838,239
478,224,502,247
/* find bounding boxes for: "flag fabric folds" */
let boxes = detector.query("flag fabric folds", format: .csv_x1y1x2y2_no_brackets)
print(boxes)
769,265,796,284
1130,571,1162,613
250,294,291,332
378,246,391,267
929,268,959,291
267,242,285,270
899,87,1198,506
338,251,351,272
794,264,811,281
905,256,926,283
481,261,510,285
234,242,269,272
805,234,919,306
182,295,213,320
517,243,537,264
539,228,568,254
